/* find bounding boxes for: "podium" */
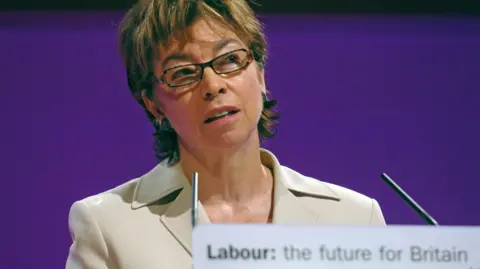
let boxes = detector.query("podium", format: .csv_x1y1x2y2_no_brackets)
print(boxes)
192,224,480,269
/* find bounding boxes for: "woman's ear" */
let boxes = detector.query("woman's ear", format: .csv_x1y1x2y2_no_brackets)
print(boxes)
259,71,266,91
141,89,165,120
255,64,266,90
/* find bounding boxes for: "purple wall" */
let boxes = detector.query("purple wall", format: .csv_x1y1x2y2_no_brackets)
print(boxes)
1,11,479,269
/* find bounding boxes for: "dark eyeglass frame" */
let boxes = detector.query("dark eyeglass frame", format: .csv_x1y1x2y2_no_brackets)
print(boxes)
153,48,253,88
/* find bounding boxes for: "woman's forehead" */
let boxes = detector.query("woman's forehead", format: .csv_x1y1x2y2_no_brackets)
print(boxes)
158,19,246,56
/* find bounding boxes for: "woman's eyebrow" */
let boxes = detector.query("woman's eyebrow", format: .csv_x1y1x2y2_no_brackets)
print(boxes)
161,52,193,69
213,38,243,52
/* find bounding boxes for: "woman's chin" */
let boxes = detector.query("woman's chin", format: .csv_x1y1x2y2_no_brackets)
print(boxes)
204,129,257,149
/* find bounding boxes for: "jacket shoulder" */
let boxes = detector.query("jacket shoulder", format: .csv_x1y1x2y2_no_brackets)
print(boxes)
281,166,386,225
71,176,141,217
66,177,147,268
282,166,372,203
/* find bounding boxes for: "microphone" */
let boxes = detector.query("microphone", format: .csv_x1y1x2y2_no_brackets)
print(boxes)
381,173,438,226
191,172,199,228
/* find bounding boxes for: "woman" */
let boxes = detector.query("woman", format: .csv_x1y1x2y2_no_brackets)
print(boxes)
66,0,386,268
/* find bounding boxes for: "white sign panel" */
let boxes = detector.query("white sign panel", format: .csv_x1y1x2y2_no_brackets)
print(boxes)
192,224,480,269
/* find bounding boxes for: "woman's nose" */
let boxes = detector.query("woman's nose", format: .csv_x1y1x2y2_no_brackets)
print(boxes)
200,68,227,100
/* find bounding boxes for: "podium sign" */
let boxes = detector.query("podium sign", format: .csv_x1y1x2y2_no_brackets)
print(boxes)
192,224,480,269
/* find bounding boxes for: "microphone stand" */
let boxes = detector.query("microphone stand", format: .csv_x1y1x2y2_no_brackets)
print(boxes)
381,173,438,226
192,172,199,228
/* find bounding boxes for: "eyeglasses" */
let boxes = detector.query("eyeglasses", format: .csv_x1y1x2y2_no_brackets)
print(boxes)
153,48,253,88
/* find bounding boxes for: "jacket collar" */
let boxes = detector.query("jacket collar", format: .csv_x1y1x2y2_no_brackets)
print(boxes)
131,148,341,254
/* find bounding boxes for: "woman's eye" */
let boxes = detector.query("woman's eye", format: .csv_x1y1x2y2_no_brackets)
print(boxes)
222,54,241,64
172,67,196,79
226,55,239,63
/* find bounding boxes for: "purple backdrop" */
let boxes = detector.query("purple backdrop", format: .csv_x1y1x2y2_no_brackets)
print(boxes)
1,11,479,269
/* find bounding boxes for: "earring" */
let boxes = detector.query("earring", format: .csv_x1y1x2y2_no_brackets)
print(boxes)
159,118,173,132
261,92,268,102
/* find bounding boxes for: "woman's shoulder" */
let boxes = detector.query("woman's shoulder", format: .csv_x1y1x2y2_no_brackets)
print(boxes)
68,160,185,221
280,165,374,205
71,160,177,211
65,164,189,269
278,165,386,225
68,176,142,222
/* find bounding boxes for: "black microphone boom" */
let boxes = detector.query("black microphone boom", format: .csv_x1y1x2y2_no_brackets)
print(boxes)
381,173,438,226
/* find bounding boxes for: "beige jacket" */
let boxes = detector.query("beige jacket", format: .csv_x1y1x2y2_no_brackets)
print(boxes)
65,149,386,269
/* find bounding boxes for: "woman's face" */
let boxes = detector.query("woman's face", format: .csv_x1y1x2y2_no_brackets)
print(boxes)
144,18,266,152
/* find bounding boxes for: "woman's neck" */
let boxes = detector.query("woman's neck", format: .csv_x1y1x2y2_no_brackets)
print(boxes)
178,136,273,206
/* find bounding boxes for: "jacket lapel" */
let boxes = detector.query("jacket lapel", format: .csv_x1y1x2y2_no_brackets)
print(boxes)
272,175,320,224
260,149,341,225
159,181,210,255
131,161,210,255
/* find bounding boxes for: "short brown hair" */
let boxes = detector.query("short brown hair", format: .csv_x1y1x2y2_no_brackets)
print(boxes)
118,0,279,164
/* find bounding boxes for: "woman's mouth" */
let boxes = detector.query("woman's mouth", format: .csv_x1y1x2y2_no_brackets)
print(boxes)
204,110,239,124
